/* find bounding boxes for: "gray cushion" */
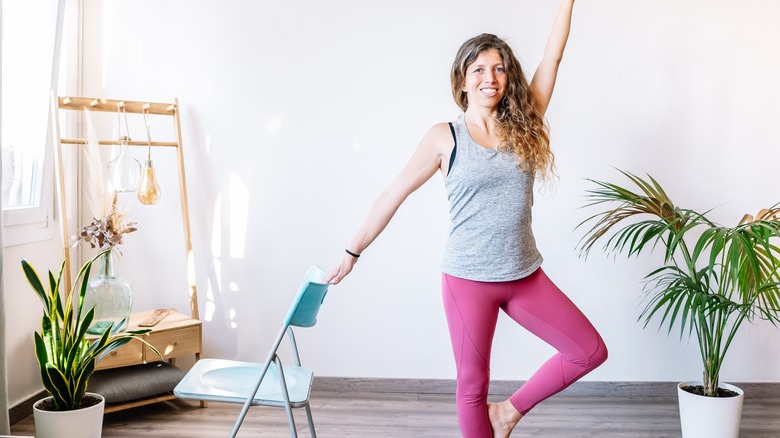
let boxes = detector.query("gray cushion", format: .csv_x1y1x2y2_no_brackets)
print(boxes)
88,361,186,404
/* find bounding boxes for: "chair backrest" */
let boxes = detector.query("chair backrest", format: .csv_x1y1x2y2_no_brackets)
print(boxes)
283,265,330,328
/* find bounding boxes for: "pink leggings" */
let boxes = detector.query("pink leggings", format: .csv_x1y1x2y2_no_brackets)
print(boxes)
442,268,607,437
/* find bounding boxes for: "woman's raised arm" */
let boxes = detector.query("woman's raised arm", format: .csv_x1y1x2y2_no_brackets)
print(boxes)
530,0,576,116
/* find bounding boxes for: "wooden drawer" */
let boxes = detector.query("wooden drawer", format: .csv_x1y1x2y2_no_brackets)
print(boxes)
91,310,202,369
96,341,144,370
144,325,201,361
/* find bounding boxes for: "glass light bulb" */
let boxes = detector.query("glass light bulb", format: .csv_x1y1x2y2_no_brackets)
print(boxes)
137,160,161,205
107,136,141,192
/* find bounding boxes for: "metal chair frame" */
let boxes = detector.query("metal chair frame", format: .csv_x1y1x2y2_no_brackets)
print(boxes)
174,266,329,438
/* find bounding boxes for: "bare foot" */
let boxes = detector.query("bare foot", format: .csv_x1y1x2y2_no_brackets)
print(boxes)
488,400,523,438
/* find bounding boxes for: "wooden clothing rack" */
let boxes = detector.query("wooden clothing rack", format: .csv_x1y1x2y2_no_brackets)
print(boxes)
51,95,203,412
51,95,198,321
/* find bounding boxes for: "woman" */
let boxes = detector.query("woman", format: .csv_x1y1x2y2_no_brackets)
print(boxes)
325,1,607,436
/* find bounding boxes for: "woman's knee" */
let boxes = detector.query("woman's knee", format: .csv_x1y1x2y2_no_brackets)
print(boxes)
569,331,608,371
587,334,608,370
456,367,491,402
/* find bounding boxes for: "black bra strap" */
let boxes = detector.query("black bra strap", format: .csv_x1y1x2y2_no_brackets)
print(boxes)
447,122,457,176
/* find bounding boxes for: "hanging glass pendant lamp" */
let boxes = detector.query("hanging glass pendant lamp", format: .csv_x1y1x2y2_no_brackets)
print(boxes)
107,104,141,192
137,108,162,205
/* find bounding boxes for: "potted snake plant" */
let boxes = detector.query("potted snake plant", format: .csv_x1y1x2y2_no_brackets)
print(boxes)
23,250,154,438
577,170,780,438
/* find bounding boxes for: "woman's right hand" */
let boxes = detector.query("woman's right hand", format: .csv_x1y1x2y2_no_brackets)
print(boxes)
323,253,359,285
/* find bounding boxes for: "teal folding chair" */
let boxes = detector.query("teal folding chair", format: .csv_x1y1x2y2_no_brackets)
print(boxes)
174,265,330,437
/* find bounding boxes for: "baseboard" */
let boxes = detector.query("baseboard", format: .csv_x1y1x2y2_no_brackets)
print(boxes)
8,390,46,426
313,377,780,399
11,379,780,425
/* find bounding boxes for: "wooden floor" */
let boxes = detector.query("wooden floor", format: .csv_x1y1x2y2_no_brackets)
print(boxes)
11,390,780,437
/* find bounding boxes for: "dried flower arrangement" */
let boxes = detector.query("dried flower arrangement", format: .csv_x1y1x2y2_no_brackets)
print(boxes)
73,194,137,250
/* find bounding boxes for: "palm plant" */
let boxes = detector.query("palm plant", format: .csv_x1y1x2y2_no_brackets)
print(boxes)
22,251,153,411
578,170,780,397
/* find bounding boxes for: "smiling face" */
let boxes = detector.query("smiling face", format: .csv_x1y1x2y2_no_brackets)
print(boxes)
460,48,507,111
451,34,527,113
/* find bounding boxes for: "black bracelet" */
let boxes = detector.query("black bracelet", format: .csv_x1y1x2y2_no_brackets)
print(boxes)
345,249,361,258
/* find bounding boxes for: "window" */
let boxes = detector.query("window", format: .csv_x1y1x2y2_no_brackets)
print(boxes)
1,0,64,245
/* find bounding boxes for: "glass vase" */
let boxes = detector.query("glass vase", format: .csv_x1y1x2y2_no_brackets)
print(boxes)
107,136,141,192
83,251,133,335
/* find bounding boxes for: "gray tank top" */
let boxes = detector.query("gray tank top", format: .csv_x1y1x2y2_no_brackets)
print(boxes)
441,114,543,282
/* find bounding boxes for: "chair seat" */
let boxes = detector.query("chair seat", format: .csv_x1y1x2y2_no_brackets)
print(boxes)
174,358,314,406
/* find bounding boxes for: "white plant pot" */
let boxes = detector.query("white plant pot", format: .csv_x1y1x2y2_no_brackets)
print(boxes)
33,392,105,438
678,381,744,438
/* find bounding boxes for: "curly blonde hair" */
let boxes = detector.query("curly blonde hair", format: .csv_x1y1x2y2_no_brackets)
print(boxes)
450,33,555,181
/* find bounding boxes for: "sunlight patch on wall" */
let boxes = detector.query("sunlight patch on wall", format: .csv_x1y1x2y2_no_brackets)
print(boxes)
204,283,215,322
211,192,222,257
205,185,222,322
228,172,249,259
204,257,222,323
187,249,196,288
229,308,237,329
203,250,216,321
205,173,248,323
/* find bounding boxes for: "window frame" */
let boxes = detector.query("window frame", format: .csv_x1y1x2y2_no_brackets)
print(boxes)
1,0,66,247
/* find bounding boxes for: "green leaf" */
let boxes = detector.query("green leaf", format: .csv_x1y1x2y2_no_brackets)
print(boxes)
21,260,51,312
44,364,71,410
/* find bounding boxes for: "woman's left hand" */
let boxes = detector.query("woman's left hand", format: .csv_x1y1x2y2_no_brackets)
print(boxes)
323,253,359,285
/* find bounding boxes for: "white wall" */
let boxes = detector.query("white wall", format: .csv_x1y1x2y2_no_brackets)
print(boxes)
72,0,780,387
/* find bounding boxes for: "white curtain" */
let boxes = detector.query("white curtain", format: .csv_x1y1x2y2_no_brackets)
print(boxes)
0,0,11,432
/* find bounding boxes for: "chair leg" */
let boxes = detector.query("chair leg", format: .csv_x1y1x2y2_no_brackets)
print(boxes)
284,406,298,438
275,357,298,438
304,403,316,438
229,354,279,438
